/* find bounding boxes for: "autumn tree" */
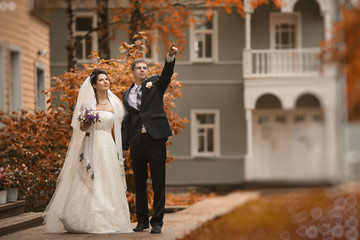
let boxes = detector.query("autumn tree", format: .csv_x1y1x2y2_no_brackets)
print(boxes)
35,0,283,71
1,0,285,211
0,38,186,213
321,0,360,121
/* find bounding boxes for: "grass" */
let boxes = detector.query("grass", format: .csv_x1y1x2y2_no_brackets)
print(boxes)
179,187,360,240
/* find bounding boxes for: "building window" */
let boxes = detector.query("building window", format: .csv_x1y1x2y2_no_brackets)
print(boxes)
141,35,158,62
191,109,220,157
190,12,217,62
270,13,300,49
295,115,305,123
313,114,323,123
275,23,296,49
258,115,270,124
275,115,286,124
73,13,98,63
9,46,22,112
35,62,45,110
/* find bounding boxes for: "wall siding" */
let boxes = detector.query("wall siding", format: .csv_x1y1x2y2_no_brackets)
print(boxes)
294,0,324,48
166,158,245,185
0,0,50,112
218,10,244,62
170,84,246,157
251,4,280,50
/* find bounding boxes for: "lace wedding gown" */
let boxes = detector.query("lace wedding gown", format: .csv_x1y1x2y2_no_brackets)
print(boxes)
59,111,133,233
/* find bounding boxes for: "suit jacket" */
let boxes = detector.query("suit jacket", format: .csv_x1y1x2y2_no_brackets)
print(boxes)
121,59,175,150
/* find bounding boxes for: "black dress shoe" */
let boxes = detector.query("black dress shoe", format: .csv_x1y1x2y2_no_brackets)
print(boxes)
133,223,149,232
150,225,162,234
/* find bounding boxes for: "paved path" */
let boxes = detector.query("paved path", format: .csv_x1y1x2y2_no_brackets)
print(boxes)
0,191,260,240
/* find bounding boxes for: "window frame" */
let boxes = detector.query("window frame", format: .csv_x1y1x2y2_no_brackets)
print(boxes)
189,11,218,63
35,61,46,110
72,12,98,64
141,31,159,63
8,44,22,112
191,109,220,158
269,12,301,49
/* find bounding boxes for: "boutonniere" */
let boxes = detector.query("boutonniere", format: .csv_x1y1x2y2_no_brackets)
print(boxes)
145,82,153,89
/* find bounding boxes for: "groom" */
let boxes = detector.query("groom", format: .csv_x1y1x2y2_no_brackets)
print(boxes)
122,43,178,234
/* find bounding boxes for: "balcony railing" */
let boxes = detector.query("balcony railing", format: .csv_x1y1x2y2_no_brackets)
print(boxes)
243,48,322,78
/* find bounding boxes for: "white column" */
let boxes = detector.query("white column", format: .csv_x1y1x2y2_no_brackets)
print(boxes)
323,11,331,41
245,109,254,180
245,12,252,50
322,11,337,77
243,11,252,77
324,107,340,182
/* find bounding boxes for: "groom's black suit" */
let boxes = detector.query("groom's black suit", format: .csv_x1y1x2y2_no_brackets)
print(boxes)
122,59,175,228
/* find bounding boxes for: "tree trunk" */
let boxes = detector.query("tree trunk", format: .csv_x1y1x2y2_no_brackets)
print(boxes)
97,0,110,59
65,0,76,72
128,0,146,43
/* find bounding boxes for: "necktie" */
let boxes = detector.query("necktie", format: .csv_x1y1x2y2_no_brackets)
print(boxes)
136,86,142,109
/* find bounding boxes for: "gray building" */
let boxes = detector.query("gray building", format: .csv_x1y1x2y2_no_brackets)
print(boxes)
47,0,347,187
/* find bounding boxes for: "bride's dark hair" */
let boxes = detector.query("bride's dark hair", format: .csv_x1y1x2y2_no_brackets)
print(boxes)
90,69,108,103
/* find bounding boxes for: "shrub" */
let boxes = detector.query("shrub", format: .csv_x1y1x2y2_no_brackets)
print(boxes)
0,35,187,212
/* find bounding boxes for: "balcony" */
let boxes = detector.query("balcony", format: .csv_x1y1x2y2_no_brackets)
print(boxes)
243,48,322,78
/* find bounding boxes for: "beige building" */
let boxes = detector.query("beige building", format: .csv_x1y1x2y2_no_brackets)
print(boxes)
0,0,50,112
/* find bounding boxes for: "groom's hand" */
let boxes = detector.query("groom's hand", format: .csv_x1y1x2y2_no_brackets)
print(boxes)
168,43,178,57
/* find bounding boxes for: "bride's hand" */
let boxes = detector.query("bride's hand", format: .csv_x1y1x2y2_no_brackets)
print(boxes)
80,122,92,132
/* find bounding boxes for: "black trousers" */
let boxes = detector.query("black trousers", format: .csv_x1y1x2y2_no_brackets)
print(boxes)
130,133,167,227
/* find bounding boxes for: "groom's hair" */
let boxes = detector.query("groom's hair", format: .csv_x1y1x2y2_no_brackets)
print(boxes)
131,58,148,70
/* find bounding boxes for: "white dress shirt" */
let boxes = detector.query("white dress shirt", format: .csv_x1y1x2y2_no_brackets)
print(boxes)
128,83,141,110
127,54,175,131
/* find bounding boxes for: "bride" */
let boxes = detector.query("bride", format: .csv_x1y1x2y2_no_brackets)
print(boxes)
44,69,133,233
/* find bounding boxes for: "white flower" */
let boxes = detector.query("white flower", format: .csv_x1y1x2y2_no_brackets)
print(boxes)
296,226,306,237
345,228,359,240
319,223,331,235
346,216,359,228
145,82,153,89
311,207,323,220
330,224,344,238
280,231,290,240
347,194,358,208
297,217,308,227
334,197,347,209
305,225,318,239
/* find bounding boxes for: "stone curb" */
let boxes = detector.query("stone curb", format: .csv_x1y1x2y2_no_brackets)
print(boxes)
0,191,260,240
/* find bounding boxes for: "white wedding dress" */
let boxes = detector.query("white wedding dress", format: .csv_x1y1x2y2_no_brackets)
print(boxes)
58,111,133,233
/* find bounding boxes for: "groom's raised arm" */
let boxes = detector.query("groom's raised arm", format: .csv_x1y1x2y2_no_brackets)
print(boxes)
157,43,178,94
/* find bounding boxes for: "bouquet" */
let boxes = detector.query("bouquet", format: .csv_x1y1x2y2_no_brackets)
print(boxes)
78,108,101,124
